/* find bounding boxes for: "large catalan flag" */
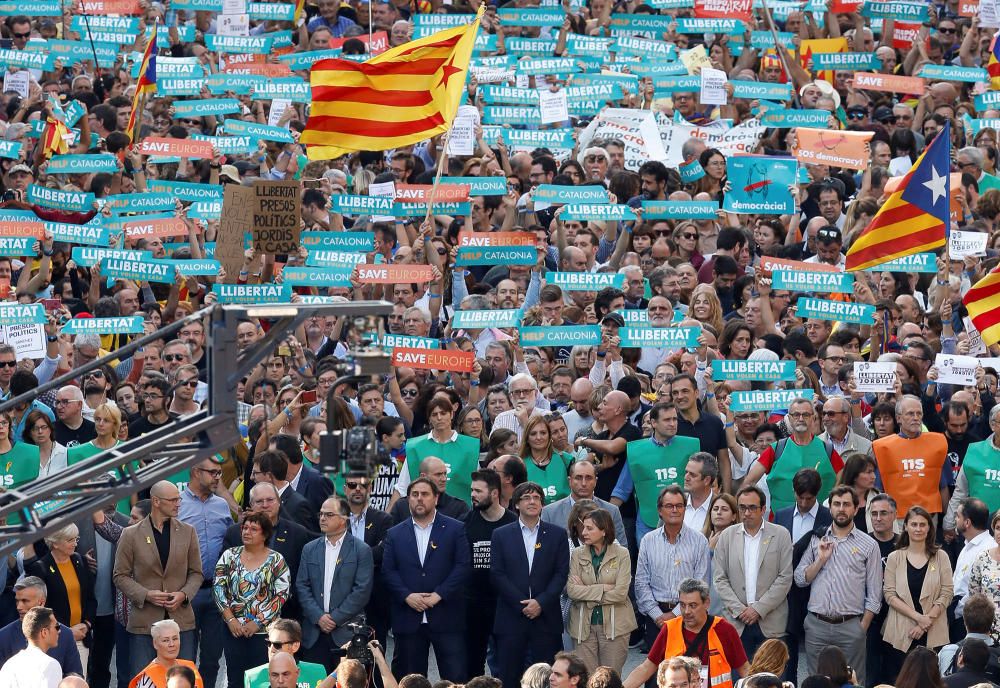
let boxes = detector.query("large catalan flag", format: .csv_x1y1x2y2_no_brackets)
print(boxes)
989,31,1000,90
845,120,951,272
126,21,157,143
301,6,483,160
965,265,1000,346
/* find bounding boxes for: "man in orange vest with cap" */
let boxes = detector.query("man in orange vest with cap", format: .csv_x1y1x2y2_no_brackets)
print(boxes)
623,578,749,688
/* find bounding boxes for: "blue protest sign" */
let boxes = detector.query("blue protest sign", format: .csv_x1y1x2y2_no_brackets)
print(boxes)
62,316,145,335
212,283,292,304
860,252,936,273
170,99,241,118
519,325,602,347
641,200,719,220
731,81,793,101
679,158,705,183
28,185,94,212
534,185,609,204
480,86,540,105
0,141,21,160
301,231,375,252
723,156,796,215
796,297,876,324
546,272,625,291
106,193,176,214
147,180,223,202
760,109,832,127
451,309,521,329
917,64,988,83
0,303,45,326
729,388,814,412
560,204,637,221
455,246,536,266
617,326,701,348
441,177,508,196
811,53,881,70
382,334,440,350
772,270,854,293
100,257,174,283
71,247,152,267
482,107,541,125
46,154,119,175
711,359,796,381
281,266,353,288
45,220,110,247
223,119,294,143
204,34,273,54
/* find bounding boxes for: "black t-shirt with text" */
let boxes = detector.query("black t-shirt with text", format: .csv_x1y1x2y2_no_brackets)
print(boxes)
464,507,517,601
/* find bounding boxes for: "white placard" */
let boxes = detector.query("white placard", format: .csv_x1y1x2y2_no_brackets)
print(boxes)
3,71,29,100
934,353,980,386
538,88,569,125
964,316,988,356
515,73,531,90
982,0,1000,27
700,67,728,106
267,98,292,127
447,105,479,156
853,361,897,393
889,155,912,176
471,67,515,84
217,13,249,36
222,0,247,13
950,230,988,258
0,324,44,359
369,181,396,223
979,356,1000,371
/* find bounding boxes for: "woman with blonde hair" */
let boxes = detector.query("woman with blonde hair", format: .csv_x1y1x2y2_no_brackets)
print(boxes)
735,638,789,687
68,403,131,512
689,284,724,334
519,414,571,504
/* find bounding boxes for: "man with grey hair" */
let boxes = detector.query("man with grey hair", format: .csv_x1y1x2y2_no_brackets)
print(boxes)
624,577,749,688
491,373,546,442
819,396,872,457
0,606,62,688
958,146,1000,192
618,265,646,308
53,385,96,449
71,335,101,373
0,577,82,675
402,306,431,338
946,406,1000,532
683,452,719,533
579,146,610,182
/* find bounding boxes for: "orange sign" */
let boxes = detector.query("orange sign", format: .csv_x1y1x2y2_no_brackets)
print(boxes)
330,31,389,55
222,53,263,68
391,347,475,373
829,0,862,11
793,128,874,171
0,222,44,239
139,137,214,159
891,22,922,50
123,218,189,239
852,72,924,94
394,184,471,204
457,231,536,247
760,256,839,275
81,0,141,13
356,264,436,284
959,0,979,16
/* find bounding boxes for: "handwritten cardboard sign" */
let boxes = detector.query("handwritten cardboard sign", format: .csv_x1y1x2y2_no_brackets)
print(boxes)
251,180,300,255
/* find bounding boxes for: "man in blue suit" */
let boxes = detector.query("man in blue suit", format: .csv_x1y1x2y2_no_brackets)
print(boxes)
382,475,470,682
491,481,569,688
296,496,375,673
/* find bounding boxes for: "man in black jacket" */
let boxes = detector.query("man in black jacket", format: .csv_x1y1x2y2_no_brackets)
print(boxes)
253,450,319,534
945,638,1000,688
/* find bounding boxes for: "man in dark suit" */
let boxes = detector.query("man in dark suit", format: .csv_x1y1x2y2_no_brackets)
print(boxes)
344,475,394,652
772,468,832,683
296,496,375,673
490,481,569,688
381,477,470,682
253,449,319,533
0,576,83,676
224,482,312,620
271,435,334,514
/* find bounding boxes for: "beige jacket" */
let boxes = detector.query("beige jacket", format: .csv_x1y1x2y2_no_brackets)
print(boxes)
566,542,637,642
882,548,953,652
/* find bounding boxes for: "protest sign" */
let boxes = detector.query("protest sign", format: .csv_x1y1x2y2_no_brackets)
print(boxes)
694,0,752,21
447,105,479,156
394,184,470,204
853,362,897,393
458,231,535,247
577,108,667,172
965,316,989,356
950,230,988,258
617,326,701,348
851,72,924,94
306,250,368,268
772,270,854,293
560,204,637,221
534,185,609,205
539,88,569,124
442,177,507,196
391,347,475,373
519,326,602,347
723,156,796,215
251,180,300,255
859,252,936,273
451,309,521,329
281,266,352,288
455,246,536,266
123,218,189,239
0,324,44,359
700,68,728,105
0,222,43,239
212,283,292,304
711,359,796,381
62,316,145,335
934,353,981,386
793,129,875,170
660,118,764,167
301,231,374,252
355,264,436,284
641,200,719,220
546,272,625,291
0,304,45,327
382,334,440,350
217,184,254,283
796,297,876,324
729,389,814,412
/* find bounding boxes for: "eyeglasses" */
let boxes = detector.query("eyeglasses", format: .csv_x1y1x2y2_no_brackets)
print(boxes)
141,393,163,400
787,412,813,419
265,640,292,649
824,356,846,363
53,399,75,406
737,504,761,512
344,481,367,490
12,32,29,39
822,410,847,416
401,388,418,398
938,26,957,33
511,388,534,396
163,354,186,362
196,468,223,478
878,116,898,124
319,511,343,519
659,503,685,511
30,424,51,432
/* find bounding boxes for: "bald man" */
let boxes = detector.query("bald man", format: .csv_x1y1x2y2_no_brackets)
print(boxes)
268,652,300,688
113,480,204,677
59,677,89,688
574,390,642,509
390,456,471,524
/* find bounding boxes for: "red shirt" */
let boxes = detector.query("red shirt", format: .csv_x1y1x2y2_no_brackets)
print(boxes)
647,616,748,670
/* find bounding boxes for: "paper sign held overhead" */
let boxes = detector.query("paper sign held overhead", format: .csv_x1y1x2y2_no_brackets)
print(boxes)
950,230,988,258
934,353,981,386
250,180,301,255
853,362,897,393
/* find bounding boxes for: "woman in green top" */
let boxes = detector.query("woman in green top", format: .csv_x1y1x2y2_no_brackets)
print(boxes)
68,403,130,512
519,415,571,504
403,397,480,503
0,410,40,490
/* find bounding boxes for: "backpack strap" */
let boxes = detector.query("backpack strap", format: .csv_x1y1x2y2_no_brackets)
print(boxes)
774,438,789,462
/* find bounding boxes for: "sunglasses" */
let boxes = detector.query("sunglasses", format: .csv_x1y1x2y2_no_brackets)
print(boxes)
817,229,840,240
938,26,957,33
681,233,697,240
163,354,186,362
847,111,867,120
401,388,419,397
345,481,366,490
178,379,198,388
12,32,29,39
0,361,15,368
265,640,292,649
878,116,897,124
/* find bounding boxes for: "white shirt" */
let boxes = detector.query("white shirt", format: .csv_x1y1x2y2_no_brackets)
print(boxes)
792,502,819,544
684,491,713,533
956,530,994,615
350,511,367,541
413,517,435,623
743,526,764,605
520,518,540,574
322,534,345,612
491,407,545,443
0,644,62,688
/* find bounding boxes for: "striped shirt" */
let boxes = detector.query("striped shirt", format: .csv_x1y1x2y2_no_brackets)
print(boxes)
794,525,882,616
635,525,710,619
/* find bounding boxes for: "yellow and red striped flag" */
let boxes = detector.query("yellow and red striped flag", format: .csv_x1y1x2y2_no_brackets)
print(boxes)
40,116,70,159
293,0,306,24
301,6,483,160
965,264,1000,346
126,21,157,143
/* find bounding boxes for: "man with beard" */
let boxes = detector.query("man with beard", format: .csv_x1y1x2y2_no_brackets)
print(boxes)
946,409,1000,541
129,376,172,438
548,368,573,412
744,398,843,513
495,279,522,310
819,396,871,457
53,385,96,448
463,469,516,679
637,296,675,374
562,379,594,442
942,401,983,479
794,485,882,685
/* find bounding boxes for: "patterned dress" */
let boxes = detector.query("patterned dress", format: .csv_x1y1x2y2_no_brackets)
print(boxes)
968,548,1000,640
212,546,290,626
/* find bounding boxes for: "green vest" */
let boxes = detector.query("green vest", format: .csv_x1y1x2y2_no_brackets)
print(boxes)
244,661,327,688
525,452,572,504
962,438,1000,514
68,440,134,513
405,433,480,504
767,437,838,513
0,442,39,490
627,436,700,528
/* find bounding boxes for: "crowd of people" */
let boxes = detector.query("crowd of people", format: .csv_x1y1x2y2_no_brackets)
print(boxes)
2,1,1000,688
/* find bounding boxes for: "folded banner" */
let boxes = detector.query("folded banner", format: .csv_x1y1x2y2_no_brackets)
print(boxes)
723,156,796,215
391,347,475,373
796,297,877,324
771,269,854,293
519,325,602,347
62,315,144,334
546,271,625,291
451,309,521,329
793,128,875,171
355,264,436,283
382,334,440,350
617,326,701,348
300,231,375,252
729,388,815,412
455,246,536,266
0,303,45,326
711,359,796,381
457,231,535,247
212,283,293,304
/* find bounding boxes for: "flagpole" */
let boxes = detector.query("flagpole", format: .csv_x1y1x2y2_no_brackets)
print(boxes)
760,0,801,109
421,126,455,230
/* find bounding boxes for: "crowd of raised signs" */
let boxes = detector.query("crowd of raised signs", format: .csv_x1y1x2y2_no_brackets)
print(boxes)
8,2,1000,688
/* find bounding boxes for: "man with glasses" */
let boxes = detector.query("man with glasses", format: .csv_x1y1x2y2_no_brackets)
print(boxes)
53,385,96,449
342,475,393,653
179,459,233,688
957,147,1000,193
744,398,843,512
0,342,17,399
804,226,846,268
872,395,950,522
819,396,872,457
296,496,374,673
243,619,328,688
491,373,546,442
866,493,898,685
113,481,204,677
713,486,793,658
169,364,201,419
130,376,173,438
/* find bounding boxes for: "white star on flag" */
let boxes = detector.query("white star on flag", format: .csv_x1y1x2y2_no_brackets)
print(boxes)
923,165,948,206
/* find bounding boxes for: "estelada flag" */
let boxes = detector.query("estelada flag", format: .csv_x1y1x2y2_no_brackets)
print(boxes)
126,21,157,143
40,116,70,159
845,120,951,272
988,30,1000,89
301,6,483,160
966,263,1000,346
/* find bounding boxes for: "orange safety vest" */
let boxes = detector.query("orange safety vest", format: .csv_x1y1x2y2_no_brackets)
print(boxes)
662,616,734,688
129,659,204,688
871,432,948,514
